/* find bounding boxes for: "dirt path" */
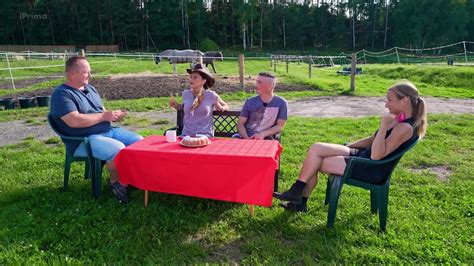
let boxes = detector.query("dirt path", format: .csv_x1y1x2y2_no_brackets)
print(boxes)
1,96,473,147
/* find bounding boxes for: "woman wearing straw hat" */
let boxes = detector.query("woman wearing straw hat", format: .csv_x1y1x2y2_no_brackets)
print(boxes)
169,63,229,137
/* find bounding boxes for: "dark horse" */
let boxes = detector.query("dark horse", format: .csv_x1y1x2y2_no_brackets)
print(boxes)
203,51,223,73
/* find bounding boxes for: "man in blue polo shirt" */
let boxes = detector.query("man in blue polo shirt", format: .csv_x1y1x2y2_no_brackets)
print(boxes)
236,72,288,139
50,56,143,203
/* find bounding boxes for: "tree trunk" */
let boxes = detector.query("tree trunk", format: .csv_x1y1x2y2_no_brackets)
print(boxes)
260,1,263,48
383,0,389,49
107,0,115,44
352,2,356,49
371,0,377,49
46,1,55,45
250,17,253,48
97,0,103,43
185,1,190,48
231,2,236,48
242,23,246,50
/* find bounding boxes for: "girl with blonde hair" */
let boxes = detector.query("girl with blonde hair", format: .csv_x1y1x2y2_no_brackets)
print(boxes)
274,81,427,212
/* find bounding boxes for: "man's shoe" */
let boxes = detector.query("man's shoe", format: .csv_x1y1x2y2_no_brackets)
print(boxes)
279,202,308,213
110,182,129,203
272,182,304,204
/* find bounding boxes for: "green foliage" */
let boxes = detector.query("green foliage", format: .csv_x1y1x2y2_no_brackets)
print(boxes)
1,1,473,51
200,38,220,51
0,114,472,263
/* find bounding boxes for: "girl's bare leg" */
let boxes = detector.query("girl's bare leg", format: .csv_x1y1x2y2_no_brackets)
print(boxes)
298,142,350,183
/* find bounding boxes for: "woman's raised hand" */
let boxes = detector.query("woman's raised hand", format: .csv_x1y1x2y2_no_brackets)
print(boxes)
380,113,395,128
169,93,178,109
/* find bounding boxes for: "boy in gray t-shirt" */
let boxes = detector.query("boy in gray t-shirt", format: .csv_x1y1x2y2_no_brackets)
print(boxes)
237,72,288,139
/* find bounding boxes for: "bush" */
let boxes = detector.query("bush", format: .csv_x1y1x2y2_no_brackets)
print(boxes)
200,38,220,51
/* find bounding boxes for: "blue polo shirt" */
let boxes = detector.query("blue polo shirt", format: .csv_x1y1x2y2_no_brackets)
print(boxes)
50,84,111,154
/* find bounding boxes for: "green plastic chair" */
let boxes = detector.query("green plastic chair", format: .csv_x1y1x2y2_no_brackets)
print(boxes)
47,114,105,199
324,140,419,231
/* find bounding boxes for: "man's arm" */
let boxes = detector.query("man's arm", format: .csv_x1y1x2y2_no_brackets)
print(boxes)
237,116,250,139
254,119,286,140
61,110,118,128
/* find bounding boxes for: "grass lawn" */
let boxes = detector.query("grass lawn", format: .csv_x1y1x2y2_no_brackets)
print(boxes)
0,114,472,264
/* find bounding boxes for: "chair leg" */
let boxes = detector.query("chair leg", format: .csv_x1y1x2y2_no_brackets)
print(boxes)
327,175,343,228
379,188,389,232
273,169,279,192
63,156,72,190
370,190,379,214
91,159,103,199
84,160,90,179
324,175,333,205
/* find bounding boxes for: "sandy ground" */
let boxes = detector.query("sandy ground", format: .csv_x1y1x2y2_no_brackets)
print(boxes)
1,96,473,147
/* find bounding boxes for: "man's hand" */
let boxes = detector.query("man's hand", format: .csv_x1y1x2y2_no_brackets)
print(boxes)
251,132,266,140
103,110,126,122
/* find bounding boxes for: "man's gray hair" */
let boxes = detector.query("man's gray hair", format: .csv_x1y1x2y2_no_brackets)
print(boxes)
258,72,277,88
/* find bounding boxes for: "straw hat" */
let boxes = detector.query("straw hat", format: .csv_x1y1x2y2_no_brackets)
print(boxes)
186,63,215,87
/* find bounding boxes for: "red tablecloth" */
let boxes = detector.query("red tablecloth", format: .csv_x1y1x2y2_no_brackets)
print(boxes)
115,136,282,207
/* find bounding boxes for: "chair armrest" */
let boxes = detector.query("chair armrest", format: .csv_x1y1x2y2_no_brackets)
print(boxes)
60,135,87,142
274,133,281,142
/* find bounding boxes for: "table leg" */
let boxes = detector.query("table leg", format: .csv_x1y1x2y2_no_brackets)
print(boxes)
144,190,149,208
249,205,255,217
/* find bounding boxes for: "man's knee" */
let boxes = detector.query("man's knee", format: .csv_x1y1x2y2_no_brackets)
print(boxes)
91,138,126,162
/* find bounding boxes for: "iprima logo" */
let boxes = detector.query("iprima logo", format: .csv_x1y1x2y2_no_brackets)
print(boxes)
20,12,47,20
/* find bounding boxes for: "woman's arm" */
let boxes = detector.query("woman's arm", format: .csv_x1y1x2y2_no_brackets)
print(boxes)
169,94,183,110
370,115,413,160
215,96,229,111
345,135,374,149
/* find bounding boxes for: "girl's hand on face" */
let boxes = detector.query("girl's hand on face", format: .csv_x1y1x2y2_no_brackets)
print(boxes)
380,113,395,128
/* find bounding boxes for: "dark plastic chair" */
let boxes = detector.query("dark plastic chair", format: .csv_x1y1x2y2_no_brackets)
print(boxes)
47,114,105,199
324,140,418,231
164,109,282,191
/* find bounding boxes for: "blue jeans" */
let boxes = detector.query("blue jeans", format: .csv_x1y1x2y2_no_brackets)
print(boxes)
74,127,143,162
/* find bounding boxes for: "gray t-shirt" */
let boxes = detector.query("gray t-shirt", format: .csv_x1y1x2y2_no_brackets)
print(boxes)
240,95,288,137
182,89,219,137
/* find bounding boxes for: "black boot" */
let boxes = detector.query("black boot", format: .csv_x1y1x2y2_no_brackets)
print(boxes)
273,180,306,204
279,202,308,213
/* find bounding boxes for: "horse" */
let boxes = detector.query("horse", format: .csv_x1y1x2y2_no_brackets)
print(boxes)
168,49,204,65
203,51,223,73
154,49,177,64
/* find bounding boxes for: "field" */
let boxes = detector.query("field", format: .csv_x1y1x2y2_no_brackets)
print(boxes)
0,58,473,264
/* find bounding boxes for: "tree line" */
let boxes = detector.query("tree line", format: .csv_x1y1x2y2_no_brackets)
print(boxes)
1,0,473,52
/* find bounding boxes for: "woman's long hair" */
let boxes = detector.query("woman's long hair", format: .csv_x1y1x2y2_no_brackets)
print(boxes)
389,81,427,138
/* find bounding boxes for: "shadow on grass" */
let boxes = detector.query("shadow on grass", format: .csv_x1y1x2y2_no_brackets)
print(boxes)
0,179,241,264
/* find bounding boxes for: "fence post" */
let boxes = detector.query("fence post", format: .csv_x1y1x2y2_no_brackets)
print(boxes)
80,49,85,57
286,57,289,73
273,57,277,72
463,41,468,63
173,63,177,74
239,54,245,91
270,55,273,68
308,56,312,78
5,53,16,90
350,53,356,92
114,53,117,60
395,47,400,64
